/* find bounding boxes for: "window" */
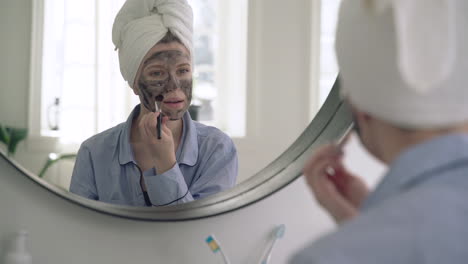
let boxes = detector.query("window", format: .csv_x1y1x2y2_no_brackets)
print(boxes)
30,0,247,146
308,0,341,120
190,0,247,137
319,0,341,104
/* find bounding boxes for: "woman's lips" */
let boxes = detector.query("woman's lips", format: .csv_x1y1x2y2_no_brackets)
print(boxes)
163,99,185,109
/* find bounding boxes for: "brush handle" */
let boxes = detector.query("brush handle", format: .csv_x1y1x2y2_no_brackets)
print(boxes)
156,113,162,139
219,248,230,264
261,239,278,264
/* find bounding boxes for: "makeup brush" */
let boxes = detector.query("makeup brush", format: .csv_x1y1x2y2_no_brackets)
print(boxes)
337,123,354,148
325,123,355,176
154,97,163,139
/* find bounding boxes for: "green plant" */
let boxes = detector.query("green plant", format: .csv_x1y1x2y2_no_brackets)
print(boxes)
38,153,77,178
0,124,28,157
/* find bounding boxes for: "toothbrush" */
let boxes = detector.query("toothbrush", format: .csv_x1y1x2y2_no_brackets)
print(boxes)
260,224,286,264
154,100,162,139
205,235,230,264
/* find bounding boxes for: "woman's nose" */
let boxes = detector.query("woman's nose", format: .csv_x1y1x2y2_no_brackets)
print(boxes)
164,74,181,92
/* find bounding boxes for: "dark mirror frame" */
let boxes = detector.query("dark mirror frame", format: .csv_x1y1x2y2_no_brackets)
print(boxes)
0,78,352,221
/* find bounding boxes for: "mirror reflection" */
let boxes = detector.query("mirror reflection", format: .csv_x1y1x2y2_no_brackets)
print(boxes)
0,0,341,206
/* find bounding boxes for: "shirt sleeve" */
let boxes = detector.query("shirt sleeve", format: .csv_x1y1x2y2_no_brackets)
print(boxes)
69,144,98,200
189,138,238,199
142,164,192,206
143,135,238,206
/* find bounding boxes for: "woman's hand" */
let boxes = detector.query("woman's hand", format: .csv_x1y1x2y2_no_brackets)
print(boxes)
303,143,369,224
137,112,176,174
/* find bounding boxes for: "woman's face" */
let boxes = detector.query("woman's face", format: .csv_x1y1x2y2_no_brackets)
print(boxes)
133,41,192,120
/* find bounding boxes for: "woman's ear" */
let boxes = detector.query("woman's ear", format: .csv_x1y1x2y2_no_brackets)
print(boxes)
358,111,372,123
353,110,374,134
132,60,145,96
349,103,372,125
131,71,142,96
131,85,139,96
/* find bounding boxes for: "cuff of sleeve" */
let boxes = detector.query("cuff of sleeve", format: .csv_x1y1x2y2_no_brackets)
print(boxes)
143,163,189,205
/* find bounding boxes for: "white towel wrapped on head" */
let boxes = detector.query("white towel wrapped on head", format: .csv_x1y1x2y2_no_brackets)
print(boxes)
336,0,468,129
112,0,193,88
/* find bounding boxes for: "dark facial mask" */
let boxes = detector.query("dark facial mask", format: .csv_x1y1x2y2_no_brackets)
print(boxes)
137,50,192,114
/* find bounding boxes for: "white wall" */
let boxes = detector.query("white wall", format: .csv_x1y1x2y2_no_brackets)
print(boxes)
0,158,329,264
0,134,386,264
0,0,30,129
0,0,48,180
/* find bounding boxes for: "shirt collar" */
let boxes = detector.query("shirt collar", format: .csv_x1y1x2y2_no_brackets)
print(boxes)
177,111,199,166
118,106,198,166
362,133,468,210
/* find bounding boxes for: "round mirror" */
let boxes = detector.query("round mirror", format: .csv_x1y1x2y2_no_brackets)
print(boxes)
0,0,351,220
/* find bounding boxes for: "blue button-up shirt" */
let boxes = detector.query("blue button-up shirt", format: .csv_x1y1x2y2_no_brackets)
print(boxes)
291,133,468,264
69,106,238,206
